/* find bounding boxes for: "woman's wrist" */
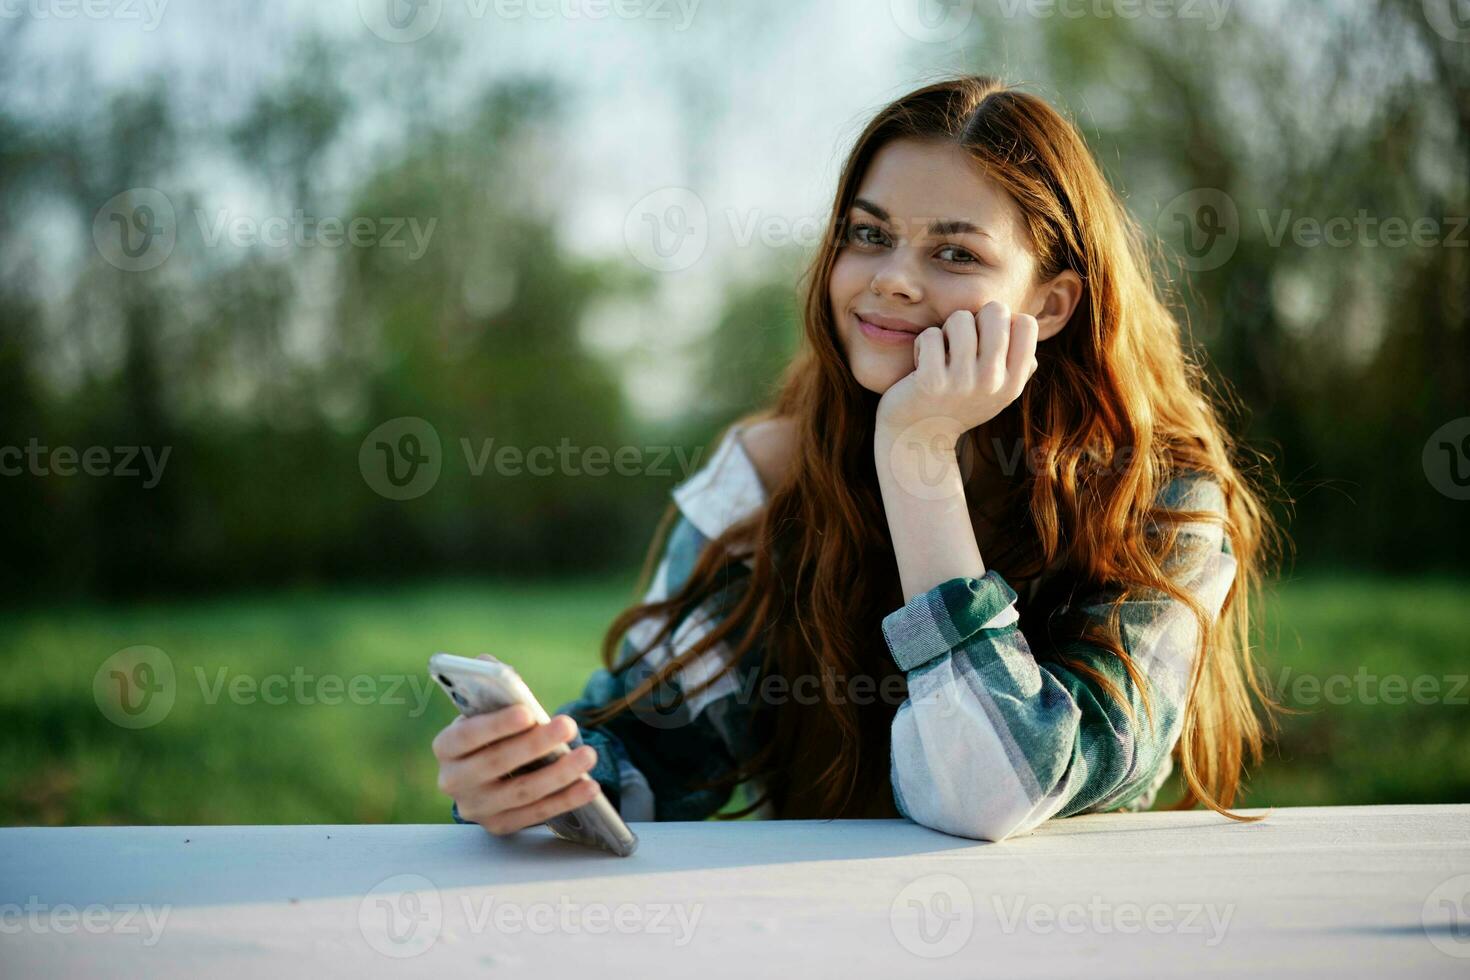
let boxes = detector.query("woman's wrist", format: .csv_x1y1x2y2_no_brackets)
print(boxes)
874,421,986,602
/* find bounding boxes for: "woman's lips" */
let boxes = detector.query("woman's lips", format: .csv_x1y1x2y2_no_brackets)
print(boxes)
857,314,920,346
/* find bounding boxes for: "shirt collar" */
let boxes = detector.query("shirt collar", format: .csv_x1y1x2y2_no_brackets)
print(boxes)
671,424,768,546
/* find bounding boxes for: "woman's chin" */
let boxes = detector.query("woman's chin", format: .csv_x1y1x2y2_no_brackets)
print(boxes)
848,354,911,395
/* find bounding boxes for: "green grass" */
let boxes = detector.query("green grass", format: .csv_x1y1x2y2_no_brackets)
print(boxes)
0,576,646,825
1205,572,1470,809
1,572,1466,826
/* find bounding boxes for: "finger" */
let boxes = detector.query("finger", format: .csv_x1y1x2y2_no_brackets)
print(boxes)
977,301,1011,389
914,326,946,388
484,744,598,813
432,704,536,761
437,753,488,800
941,309,977,382
478,714,580,780
1007,313,1040,395
483,775,603,836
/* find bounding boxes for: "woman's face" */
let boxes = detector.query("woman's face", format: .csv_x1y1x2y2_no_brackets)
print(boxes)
829,138,1048,395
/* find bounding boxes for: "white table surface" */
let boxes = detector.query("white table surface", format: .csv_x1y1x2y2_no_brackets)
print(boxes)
2,804,1468,977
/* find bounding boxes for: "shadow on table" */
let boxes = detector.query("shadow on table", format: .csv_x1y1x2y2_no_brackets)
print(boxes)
0,810,1250,909
0,818,1003,908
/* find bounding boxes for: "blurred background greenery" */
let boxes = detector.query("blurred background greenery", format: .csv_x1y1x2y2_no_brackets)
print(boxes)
0,0,1466,825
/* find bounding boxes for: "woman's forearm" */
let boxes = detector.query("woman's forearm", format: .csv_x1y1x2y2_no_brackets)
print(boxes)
874,420,986,603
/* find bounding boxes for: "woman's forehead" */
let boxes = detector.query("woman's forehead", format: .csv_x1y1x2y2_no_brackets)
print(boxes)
853,138,1024,241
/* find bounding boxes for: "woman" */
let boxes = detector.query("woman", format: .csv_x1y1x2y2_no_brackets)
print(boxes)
432,74,1286,842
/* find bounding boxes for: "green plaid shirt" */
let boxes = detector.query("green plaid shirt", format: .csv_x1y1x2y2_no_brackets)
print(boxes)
454,424,1237,841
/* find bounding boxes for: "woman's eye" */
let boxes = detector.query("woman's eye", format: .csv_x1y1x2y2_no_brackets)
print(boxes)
847,223,890,248
936,245,980,266
844,223,981,266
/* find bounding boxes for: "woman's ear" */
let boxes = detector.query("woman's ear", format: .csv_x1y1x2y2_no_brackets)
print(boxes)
1029,269,1083,341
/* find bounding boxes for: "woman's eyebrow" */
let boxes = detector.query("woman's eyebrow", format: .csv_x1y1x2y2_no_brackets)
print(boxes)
852,198,993,239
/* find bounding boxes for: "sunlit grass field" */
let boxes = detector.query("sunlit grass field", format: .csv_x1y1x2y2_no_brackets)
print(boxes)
2,572,1466,826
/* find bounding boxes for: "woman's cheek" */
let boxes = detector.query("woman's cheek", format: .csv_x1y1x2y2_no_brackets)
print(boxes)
829,251,863,304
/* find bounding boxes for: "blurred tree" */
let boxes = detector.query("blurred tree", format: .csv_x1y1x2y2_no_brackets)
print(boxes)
689,272,802,433
1,42,659,598
967,0,1470,571
1,5,1465,600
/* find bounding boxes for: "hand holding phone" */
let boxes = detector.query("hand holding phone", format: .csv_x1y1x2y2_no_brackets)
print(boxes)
428,653,639,856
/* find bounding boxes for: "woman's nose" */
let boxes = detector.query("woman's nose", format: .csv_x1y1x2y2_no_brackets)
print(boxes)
869,254,923,303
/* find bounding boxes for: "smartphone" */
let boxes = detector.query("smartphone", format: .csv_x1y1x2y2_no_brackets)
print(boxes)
428,652,639,857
